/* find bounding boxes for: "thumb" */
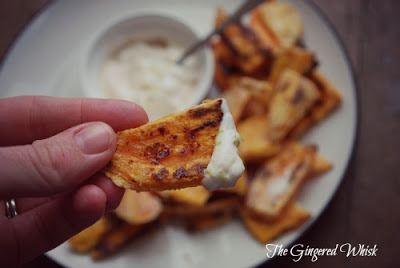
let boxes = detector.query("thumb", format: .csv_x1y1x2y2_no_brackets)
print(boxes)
0,122,116,198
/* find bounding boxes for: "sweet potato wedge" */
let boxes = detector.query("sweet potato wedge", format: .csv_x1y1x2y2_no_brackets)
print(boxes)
103,99,224,191
223,83,252,123
160,185,211,207
239,77,273,118
215,7,267,74
237,115,281,163
239,202,310,244
91,222,153,260
162,196,239,218
252,2,303,51
115,191,163,225
68,214,119,253
186,211,234,232
269,47,315,85
246,142,316,219
267,69,320,141
289,71,342,138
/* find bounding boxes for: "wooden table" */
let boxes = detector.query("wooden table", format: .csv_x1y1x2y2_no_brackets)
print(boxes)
1,1,399,267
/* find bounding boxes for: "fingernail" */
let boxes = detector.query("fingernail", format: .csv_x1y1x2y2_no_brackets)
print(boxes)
74,123,113,155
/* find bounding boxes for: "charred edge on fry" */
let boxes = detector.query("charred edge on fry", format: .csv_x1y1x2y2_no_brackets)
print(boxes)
291,87,305,104
158,127,168,135
152,167,169,180
189,99,223,117
220,32,241,57
190,120,220,138
144,143,170,164
173,167,188,179
288,161,305,183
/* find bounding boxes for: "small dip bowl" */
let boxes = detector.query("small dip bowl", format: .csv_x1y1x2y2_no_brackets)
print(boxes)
80,12,214,120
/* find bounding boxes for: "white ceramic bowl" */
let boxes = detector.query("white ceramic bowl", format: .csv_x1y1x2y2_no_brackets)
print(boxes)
80,12,214,119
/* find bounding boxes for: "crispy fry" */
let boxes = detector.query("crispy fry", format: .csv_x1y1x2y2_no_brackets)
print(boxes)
224,76,273,122
115,191,163,225
309,154,332,178
290,71,342,138
250,8,281,53
246,142,316,219
268,69,320,141
223,83,252,122
163,196,239,217
215,7,267,73
237,115,281,163
269,47,315,85
91,223,152,260
104,99,224,191
68,214,119,253
253,2,303,52
160,185,211,207
210,39,240,91
239,77,273,118
239,203,310,243
186,212,233,232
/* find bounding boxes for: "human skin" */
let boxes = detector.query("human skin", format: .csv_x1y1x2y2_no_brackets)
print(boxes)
0,96,148,266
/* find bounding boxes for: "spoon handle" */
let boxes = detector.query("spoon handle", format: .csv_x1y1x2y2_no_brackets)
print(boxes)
176,0,266,64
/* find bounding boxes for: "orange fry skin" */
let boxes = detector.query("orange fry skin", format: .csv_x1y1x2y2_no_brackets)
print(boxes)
104,99,224,192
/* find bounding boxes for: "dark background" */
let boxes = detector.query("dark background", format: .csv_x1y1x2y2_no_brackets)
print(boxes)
1,1,399,267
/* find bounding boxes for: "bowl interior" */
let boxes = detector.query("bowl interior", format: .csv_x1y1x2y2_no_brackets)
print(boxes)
82,13,213,112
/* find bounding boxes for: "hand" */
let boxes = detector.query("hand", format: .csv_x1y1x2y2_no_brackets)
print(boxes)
0,96,148,266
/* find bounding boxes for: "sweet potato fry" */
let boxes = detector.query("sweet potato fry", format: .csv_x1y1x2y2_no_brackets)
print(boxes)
246,142,316,219
237,115,281,163
163,196,239,218
91,222,153,260
68,214,119,253
267,69,320,141
252,2,304,52
309,153,332,178
160,185,211,207
223,83,252,123
239,202,310,244
103,99,225,191
289,71,342,138
210,38,240,91
215,7,267,74
186,211,234,232
268,47,315,85
115,191,163,225
238,77,273,118
250,7,281,53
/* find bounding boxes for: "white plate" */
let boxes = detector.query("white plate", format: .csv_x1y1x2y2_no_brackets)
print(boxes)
0,0,357,267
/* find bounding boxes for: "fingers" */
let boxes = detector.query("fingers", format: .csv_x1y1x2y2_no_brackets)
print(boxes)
0,180,122,267
0,122,117,198
0,96,148,146
89,173,125,211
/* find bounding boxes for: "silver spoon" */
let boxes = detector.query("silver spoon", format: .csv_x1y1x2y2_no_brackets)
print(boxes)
176,0,266,64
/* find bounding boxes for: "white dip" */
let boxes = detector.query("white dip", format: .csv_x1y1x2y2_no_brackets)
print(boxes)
99,39,200,120
202,99,245,190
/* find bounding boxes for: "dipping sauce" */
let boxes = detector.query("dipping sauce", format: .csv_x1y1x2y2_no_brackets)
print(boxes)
202,99,245,190
99,38,200,120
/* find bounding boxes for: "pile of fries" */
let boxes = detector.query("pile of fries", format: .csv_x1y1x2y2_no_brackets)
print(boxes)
69,0,342,260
